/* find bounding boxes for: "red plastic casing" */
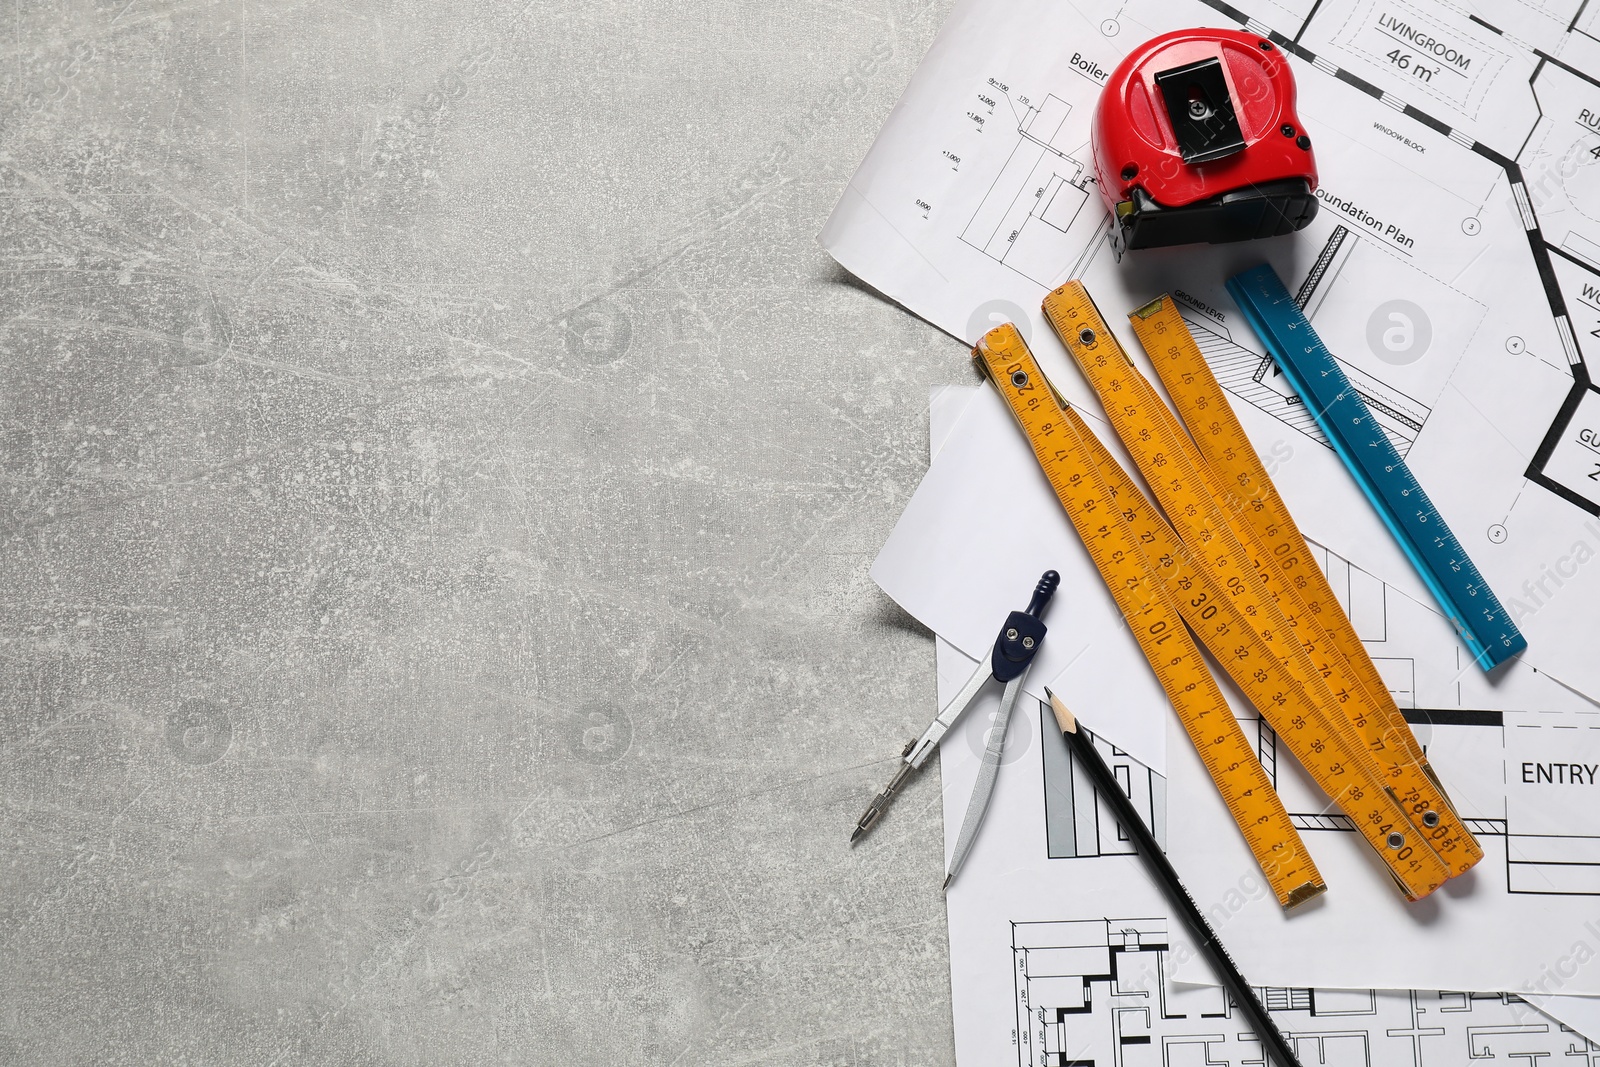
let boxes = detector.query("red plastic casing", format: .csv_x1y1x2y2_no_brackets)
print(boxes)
1091,28,1317,212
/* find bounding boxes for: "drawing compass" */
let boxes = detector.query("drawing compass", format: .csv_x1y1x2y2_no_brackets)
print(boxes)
852,570,1058,887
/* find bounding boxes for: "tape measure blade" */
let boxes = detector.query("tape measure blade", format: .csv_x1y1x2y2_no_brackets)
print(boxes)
971,326,1325,906
1226,265,1526,669
1127,297,1482,869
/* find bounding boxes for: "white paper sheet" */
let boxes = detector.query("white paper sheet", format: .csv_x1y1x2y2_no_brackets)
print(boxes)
824,0,1600,703
1524,994,1600,1045
873,383,1170,771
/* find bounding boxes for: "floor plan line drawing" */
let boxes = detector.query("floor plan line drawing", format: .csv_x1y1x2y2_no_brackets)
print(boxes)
956,0,1600,521
1175,225,1440,459
1011,917,1600,1066
1037,536,1600,895
1244,533,1600,896
832,0,1600,1053
1185,0,1600,517
828,0,1600,700
1041,701,1168,859
1512,57,1600,515
1047,694,1600,894
959,90,1111,289
939,0,1600,524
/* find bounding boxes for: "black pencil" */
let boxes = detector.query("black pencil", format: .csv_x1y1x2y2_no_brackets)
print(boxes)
1045,687,1305,1067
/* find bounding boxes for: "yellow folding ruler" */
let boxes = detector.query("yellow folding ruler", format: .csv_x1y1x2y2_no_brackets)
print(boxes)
1047,285,1482,882
973,283,1480,901
1124,296,1476,843
972,323,1325,908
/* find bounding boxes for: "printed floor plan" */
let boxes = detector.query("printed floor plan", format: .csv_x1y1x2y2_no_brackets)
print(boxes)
1012,918,1600,1066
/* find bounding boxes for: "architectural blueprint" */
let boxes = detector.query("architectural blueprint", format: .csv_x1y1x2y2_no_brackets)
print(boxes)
914,385,1600,1063
1009,916,1600,1067
823,0,1600,703
933,634,1600,1065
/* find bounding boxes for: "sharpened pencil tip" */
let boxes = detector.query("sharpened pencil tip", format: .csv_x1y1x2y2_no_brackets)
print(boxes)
942,873,953,892
1045,687,1077,734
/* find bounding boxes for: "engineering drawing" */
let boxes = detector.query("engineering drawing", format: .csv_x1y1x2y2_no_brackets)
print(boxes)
1012,918,1600,1066
960,92,1110,287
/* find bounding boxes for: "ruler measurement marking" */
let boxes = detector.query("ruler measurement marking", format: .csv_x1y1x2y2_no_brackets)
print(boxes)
1227,265,1525,668
1120,297,1482,874
974,329,1324,905
1074,390,1450,897
1037,322,1452,895
1135,301,1423,751
976,323,1448,900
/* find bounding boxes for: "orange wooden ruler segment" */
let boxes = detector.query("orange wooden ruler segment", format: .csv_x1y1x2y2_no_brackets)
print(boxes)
1128,296,1422,758
1035,285,1452,899
1067,388,1449,899
1045,285,1477,879
971,325,1324,907
1126,295,1482,868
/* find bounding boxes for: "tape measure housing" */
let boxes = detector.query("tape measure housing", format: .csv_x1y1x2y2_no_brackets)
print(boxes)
1093,29,1319,250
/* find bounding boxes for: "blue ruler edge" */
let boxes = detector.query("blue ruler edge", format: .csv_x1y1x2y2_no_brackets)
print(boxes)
1225,263,1526,671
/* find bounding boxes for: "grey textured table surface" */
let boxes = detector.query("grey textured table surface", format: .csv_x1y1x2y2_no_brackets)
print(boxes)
1,2,968,1063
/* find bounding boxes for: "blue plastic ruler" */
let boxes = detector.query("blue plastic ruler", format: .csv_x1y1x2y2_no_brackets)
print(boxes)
1226,264,1526,670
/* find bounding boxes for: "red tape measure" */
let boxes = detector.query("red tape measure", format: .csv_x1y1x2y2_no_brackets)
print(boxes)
1092,28,1319,250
